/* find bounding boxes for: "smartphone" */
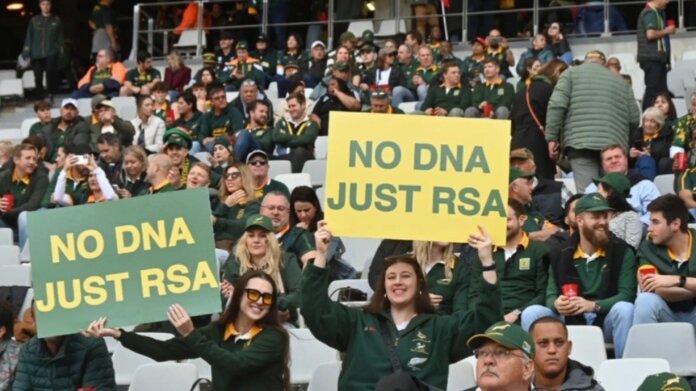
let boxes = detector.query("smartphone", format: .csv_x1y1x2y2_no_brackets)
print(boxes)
73,155,88,166
633,141,643,151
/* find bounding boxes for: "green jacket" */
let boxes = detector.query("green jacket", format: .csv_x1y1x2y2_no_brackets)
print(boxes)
172,111,203,140
125,67,162,87
272,118,319,149
41,117,92,163
637,229,696,312
468,234,549,313
212,200,261,241
251,49,278,78
255,179,290,201
545,63,640,152
399,58,420,90
119,326,286,391
199,105,244,142
13,335,115,391
301,263,502,390
89,117,135,151
278,225,315,266
460,55,485,81
471,80,515,110
223,252,302,318
546,235,637,314
422,83,472,113
22,14,63,59
425,255,469,315
249,126,274,155
637,5,670,64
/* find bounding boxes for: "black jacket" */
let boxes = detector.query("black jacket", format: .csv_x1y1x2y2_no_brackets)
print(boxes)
362,66,407,91
511,75,554,133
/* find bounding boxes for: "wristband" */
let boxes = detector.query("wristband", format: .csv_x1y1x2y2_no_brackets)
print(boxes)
481,263,496,272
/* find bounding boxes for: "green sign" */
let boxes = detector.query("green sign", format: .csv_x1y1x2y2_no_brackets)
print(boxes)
27,189,220,338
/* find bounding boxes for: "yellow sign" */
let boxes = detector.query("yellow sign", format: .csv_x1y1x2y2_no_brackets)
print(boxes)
324,112,510,244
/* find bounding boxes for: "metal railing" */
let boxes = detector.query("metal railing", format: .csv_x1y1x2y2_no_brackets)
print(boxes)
130,0,693,61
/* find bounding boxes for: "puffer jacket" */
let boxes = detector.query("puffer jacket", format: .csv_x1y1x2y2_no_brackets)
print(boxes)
545,62,640,152
559,359,605,390
13,335,116,391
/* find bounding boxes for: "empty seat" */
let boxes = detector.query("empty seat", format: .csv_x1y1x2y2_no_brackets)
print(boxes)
174,30,207,57
0,245,21,266
682,51,696,61
654,174,675,195
20,118,40,138
447,359,476,391
111,96,137,121
623,323,696,376
307,361,341,391
302,159,327,187
128,362,199,391
0,265,31,286
0,228,13,245
225,91,239,102
674,98,688,118
0,79,24,98
556,177,577,194
327,279,374,302
189,358,212,381
275,173,311,193
77,98,93,115
112,332,176,386
341,237,381,273
398,102,418,113
289,328,339,384
567,325,608,375
193,152,212,166
314,136,328,160
347,20,374,37
269,160,292,178
596,358,670,391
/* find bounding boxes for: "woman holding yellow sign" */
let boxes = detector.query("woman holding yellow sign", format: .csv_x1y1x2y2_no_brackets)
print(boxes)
82,270,291,391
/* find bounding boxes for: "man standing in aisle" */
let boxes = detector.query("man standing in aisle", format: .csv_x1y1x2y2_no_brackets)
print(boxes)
637,0,675,110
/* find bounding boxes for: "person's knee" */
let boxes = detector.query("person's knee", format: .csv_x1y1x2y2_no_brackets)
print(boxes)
521,305,557,331
634,292,665,315
609,301,634,321
494,107,510,119
464,107,480,118
448,108,465,117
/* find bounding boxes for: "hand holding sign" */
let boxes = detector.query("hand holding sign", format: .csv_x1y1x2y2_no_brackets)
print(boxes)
167,304,194,337
81,317,121,339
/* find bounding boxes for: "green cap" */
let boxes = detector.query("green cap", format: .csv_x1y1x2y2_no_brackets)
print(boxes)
284,58,301,70
361,29,374,43
244,214,273,232
638,372,692,391
236,40,249,51
593,173,631,197
202,52,216,65
360,44,375,53
333,61,349,71
339,31,356,43
510,148,535,161
163,127,193,150
509,167,535,184
213,136,231,149
467,321,535,358
574,193,613,215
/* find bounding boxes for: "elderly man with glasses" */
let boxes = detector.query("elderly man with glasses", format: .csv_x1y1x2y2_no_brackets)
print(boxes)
467,321,535,391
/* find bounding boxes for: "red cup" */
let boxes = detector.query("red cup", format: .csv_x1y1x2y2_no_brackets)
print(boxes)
561,283,579,297
2,194,14,212
667,19,676,28
638,265,657,277
675,152,687,172
482,102,493,118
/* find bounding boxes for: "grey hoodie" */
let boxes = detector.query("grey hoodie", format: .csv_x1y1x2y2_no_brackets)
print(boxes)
535,359,604,391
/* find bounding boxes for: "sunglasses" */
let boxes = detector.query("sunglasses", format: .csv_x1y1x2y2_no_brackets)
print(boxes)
248,160,268,166
225,172,241,180
245,288,274,305
212,95,226,101
387,52,396,57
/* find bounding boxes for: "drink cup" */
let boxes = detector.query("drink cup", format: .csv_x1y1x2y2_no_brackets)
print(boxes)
638,265,657,277
561,283,579,297
482,102,493,118
2,194,15,212
667,19,676,28
675,152,687,172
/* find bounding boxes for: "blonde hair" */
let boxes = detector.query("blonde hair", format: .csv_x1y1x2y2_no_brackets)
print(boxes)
643,106,665,129
123,145,148,170
167,50,184,71
234,230,285,292
412,241,455,280
219,163,255,202
0,141,13,159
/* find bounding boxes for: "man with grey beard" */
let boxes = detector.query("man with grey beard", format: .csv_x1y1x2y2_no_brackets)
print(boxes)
520,193,637,358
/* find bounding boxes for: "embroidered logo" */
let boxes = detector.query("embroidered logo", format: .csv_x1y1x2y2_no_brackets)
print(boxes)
519,258,530,271
407,357,427,371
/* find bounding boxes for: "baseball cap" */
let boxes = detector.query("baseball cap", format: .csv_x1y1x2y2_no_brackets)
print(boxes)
593,173,631,197
333,61,350,71
236,41,249,51
585,50,606,62
162,127,193,150
638,372,692,391
90,94,107,110
339,31,356,43
61,98,78,109
96,100,116,111
284,59,301,70
213,136,231,149
220,30,234,40
246,149,268,163
359,44,375,53
202,52,216,65
574,193,614,215
509,167,535,184
467,321,535,358
471,37,487,47
362,30,375,43
244,214,273,232
256,33,268,42
311,40,326,49
510,148,535,161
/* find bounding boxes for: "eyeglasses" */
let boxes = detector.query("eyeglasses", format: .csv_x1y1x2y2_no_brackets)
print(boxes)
262,205,288,212
212,95,226,101
387,52,396,57
245,288,274,305
225,172,241,180
474,348,526,361
248,160,267,166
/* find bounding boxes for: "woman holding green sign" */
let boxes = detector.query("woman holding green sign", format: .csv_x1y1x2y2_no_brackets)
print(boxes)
82,270,291,391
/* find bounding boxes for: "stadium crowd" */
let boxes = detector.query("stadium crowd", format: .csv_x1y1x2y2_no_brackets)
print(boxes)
2,0,696,389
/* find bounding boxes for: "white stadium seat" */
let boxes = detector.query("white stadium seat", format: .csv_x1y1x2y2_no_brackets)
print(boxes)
307,361,341,391
447,359,476,391
567,325,608,375
302,159,327,187
341,237,381,273
0,245,21,266
275,173,311,193
654,174,675,195
289,328,339,384
128,362,199,391
269,160,292,178
596,358,670,391
624,323,696,376
112,332,176,386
